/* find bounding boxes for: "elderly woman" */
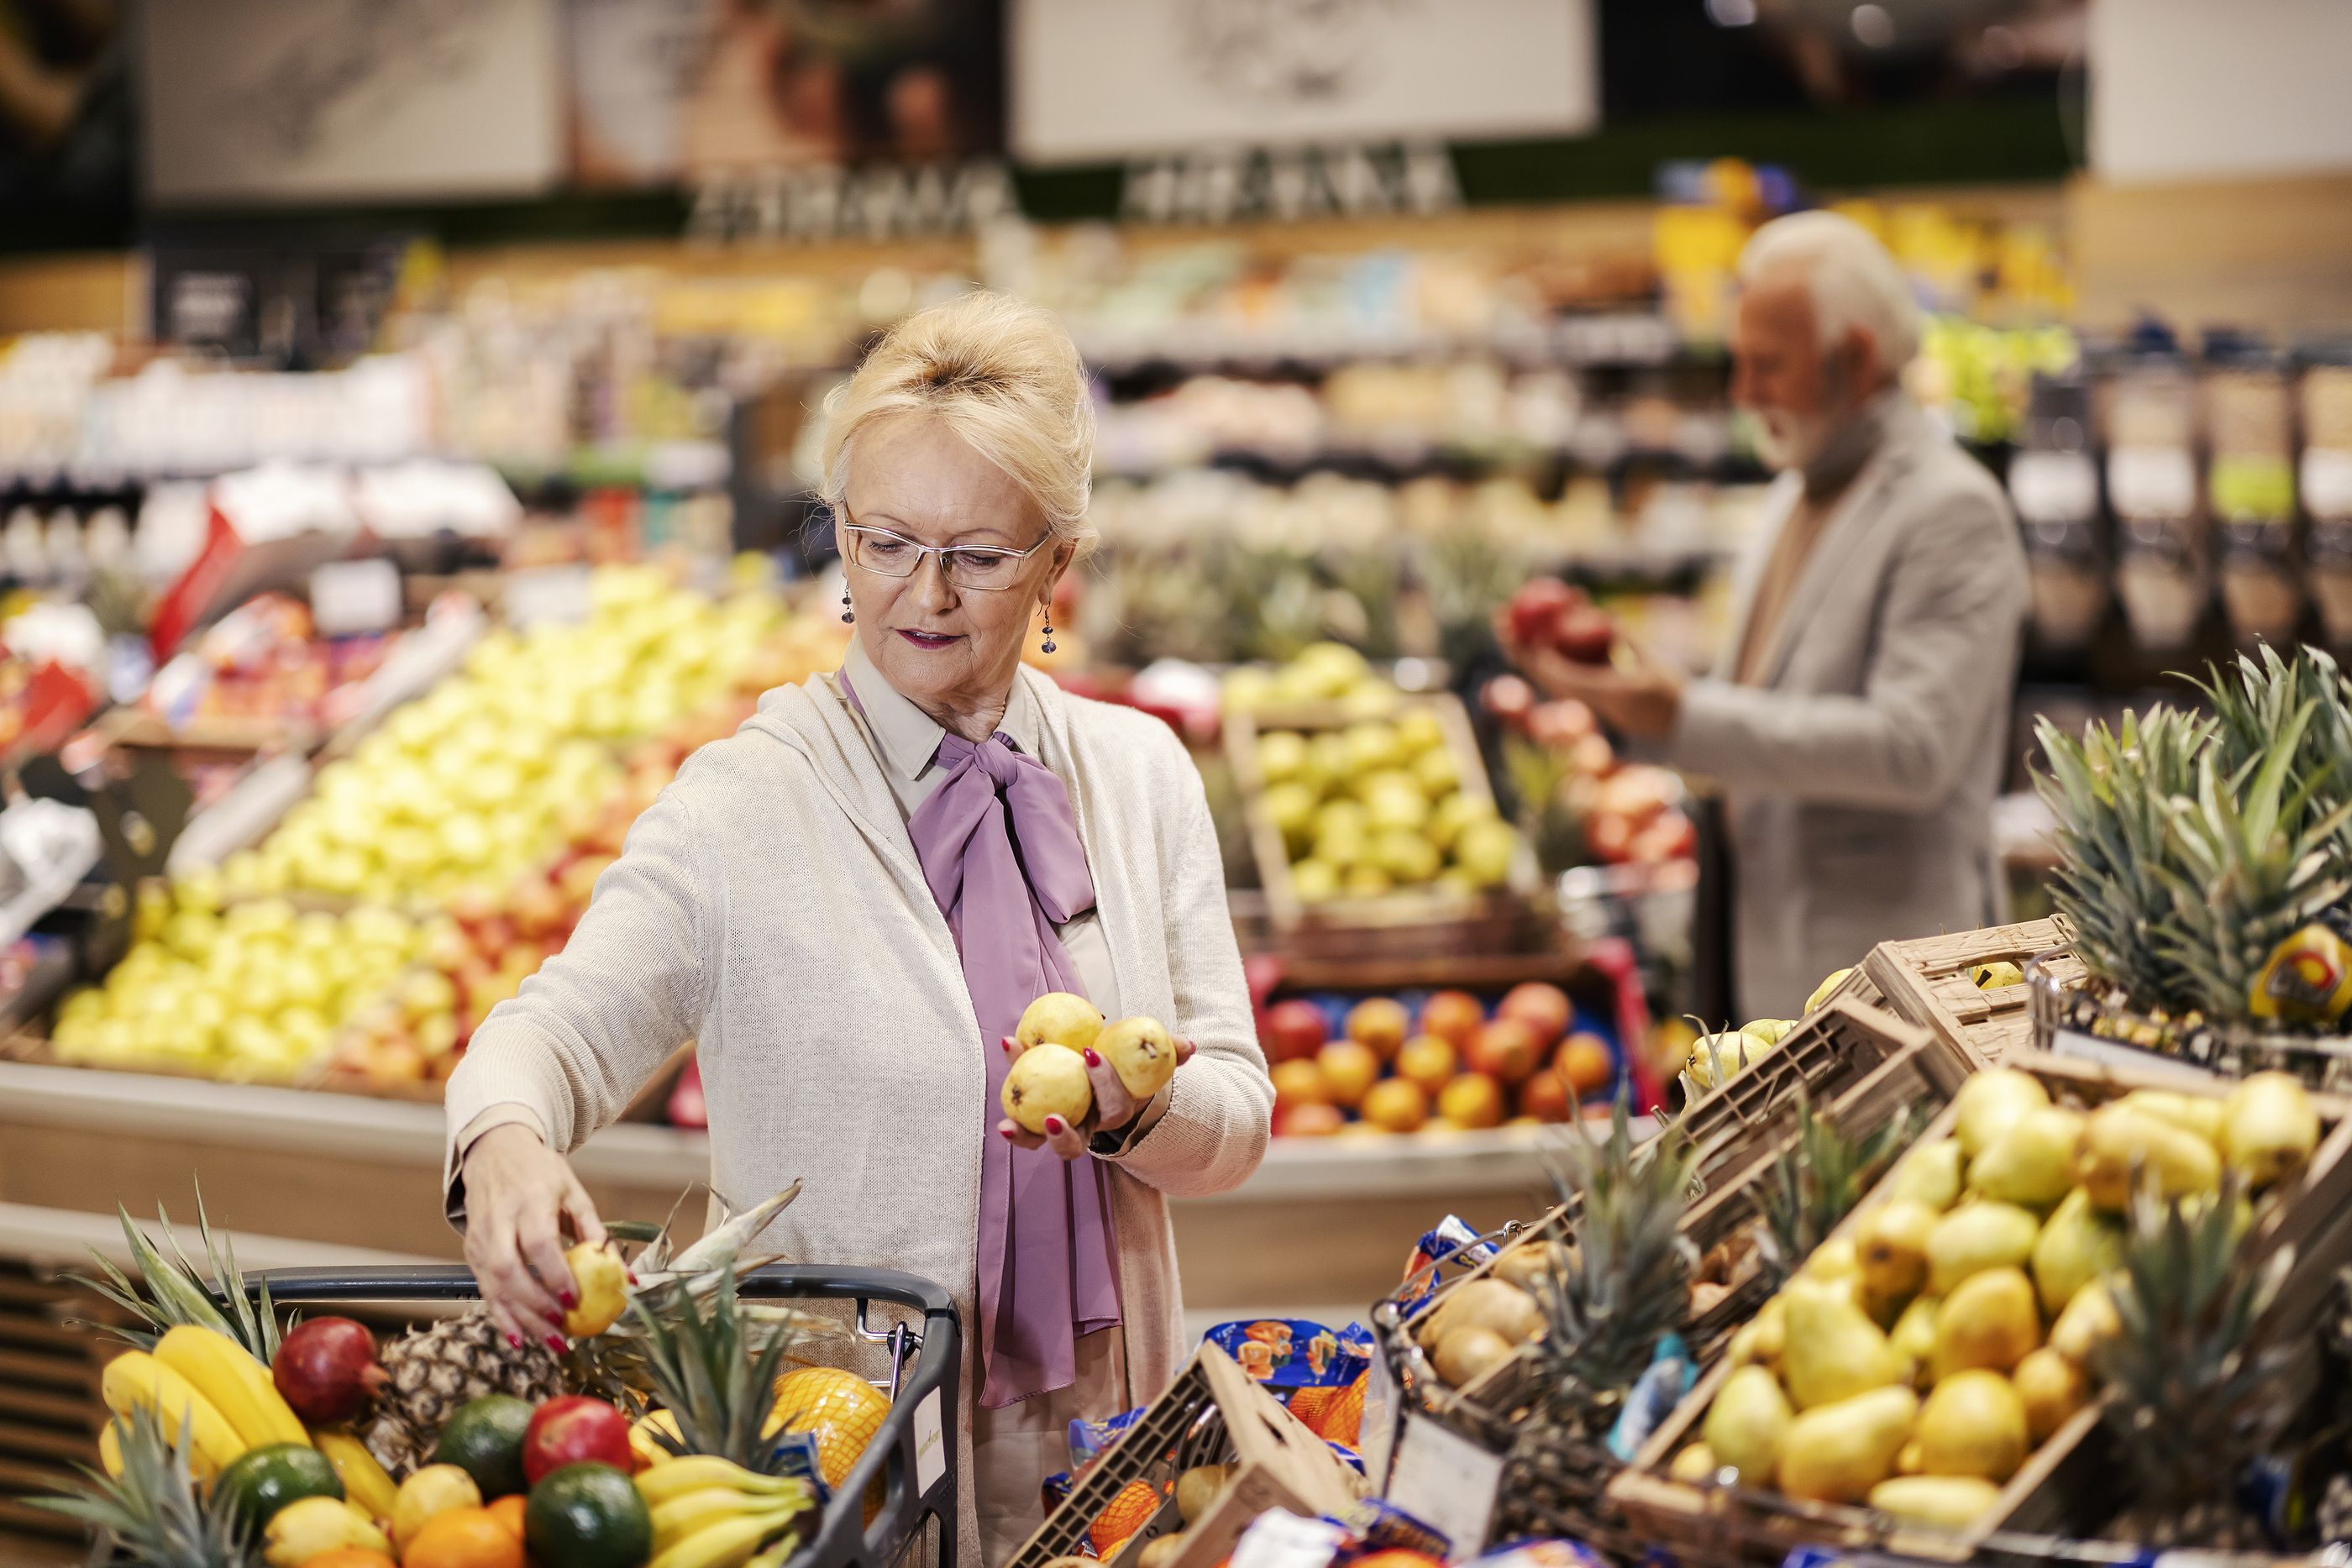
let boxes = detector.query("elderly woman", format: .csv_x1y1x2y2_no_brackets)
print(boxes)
444,291,1274,1565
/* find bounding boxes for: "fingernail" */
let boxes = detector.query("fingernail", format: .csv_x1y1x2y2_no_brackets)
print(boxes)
1046,1116,1067,1135
508,1332,524,1350
1001,1036,1018,1054
559,1289,578,1308
545,1334,568,1353
627,1270,639,1285
1000,1126,1017,1140
1083,1048,1101,1067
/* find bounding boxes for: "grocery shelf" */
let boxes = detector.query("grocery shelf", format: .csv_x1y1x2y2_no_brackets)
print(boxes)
0,1199,434,1273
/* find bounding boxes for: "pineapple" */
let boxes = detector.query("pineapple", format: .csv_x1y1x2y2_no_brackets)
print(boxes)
71,1197,283,1361
1755,1095,1920,1287
365,1311,574,1476
630,1262,801,1475
34,1404,249,1567
2096,1173,2296,1546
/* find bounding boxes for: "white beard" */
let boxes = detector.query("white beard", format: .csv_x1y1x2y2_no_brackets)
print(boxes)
1752,405,1837,473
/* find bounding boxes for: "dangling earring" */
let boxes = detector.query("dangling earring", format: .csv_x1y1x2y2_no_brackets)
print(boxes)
840,589,853,625
1039,603,1056,655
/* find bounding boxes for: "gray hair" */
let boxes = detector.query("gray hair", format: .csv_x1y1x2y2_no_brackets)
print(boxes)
1737,211,1923,373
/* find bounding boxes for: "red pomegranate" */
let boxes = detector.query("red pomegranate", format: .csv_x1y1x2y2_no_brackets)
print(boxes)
522,1396,634,1485
272,1318,386,1425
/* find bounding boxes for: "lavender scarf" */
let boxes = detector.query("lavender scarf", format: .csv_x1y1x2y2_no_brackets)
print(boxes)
842,669,1122,1407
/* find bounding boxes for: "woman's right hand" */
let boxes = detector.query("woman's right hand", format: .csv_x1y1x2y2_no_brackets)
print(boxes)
460,1124,608,1352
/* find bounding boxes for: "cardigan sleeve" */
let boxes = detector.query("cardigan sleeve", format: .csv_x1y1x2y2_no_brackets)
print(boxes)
1096,729,1273,1197
441,780,713,1218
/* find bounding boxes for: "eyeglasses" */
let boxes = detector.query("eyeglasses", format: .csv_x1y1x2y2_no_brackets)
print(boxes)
839,517,1054,592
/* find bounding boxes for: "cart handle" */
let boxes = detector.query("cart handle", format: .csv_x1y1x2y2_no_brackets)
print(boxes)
245,1264,961,1568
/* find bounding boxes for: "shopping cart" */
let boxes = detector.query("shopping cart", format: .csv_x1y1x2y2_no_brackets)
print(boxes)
246,1263,961,1568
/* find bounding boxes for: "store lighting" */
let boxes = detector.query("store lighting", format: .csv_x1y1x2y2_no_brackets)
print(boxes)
1850,3,1895,47
1705,0,1757,25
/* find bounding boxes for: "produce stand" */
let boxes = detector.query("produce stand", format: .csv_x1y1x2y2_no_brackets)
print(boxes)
1864,917,2082,1069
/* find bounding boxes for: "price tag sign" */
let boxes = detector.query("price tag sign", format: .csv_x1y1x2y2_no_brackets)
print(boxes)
501,564,594,627
1385,1413,1500,1560
2108,446,2197,519
1228,1509,1350,1568
2050,1027,2218,1084
911,1387,947,1494
309,559,402,638
2008,450,2099,525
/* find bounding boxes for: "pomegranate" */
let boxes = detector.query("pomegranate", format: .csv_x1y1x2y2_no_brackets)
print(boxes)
522,1396,634,1485
272,1318,386,1424
1552,604,1618,665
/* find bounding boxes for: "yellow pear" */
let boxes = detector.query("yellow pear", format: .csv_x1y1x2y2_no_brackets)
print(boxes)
2029,1188,2123,1316
1897,1439,1924,1475
1015,992,1105,1052
1890,1139,1966,1212
1744,1018,1798,1047
1890,1295,1941,1380
1926,1203,2041,1296
1781,1277,1908,1409
1001,1042,1094,1134
1866,1476,2003,1531
2013,1347,2090,1443
1953,1069,2051,1159
1421,1277,1545,1350
1969,1107,2085,1210
1730,1294,1788,1369
1432,1324,1515,1387
1932,1267,2040,1381
2048,1280,2119,1365
2118,1088,2224,1146
1803,1237,1862,1283
1914,1369,2029,1482
2221,1072,2321,1188
2076,1104,2221,1210
1704,1365,1794,1487
1670,1443,1719,1485
1805,968,1855,1014
1858,1200,1940,1308
1777,1386,1920,1504
1097,1016,1178,1099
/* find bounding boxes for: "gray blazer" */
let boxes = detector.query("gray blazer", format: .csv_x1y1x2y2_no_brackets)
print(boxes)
1662,395,2029,1019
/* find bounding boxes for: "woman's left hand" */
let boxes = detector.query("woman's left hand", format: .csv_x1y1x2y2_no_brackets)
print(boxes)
998,1036,1197,1161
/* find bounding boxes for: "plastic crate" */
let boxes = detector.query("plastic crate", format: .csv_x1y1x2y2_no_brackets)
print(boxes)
249,1263,960,1568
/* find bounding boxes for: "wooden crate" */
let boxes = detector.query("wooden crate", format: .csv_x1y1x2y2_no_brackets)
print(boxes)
1399,1002,1971,1428
1609,1051,2352,1565
0,1261,105,1563
1864,917,2082,1068
1225,696,1551,962
1006,1343,1362,1568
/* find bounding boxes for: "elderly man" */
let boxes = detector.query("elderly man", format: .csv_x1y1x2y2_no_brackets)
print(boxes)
1509,211,2028,1019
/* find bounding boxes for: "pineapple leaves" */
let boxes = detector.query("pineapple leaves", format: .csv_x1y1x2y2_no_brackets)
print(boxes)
627,1261,806,1477
31,1404,250,1567
1756,1095,1922,1287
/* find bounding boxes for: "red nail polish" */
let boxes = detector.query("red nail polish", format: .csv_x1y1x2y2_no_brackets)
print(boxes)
507,1332,524,1350
1000,1126,1017,1140
559,1289,578,1308
1046,1116,1066,1135
1083,1048,1101,1067
627,1271,639,1285
1001,1036,1018,1053
545,1334,567,1353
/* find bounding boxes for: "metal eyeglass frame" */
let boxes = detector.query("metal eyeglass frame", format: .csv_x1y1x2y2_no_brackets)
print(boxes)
838,511,1055,591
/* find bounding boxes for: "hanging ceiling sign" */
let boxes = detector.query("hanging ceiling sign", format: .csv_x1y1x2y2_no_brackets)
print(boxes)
1010,0,1598,166
684,160,1018,244
1117,141,1461,226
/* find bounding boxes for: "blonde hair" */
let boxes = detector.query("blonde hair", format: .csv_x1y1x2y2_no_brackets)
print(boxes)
819,290,1098,555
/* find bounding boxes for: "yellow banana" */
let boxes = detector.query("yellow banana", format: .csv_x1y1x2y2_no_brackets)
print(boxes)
153,1326,310,1450
101,1350,245,1476
651,1510,795,1568
635,1455,794,1508
99,1421,124,1479
651,1489,767,1553
313,1429,398,1523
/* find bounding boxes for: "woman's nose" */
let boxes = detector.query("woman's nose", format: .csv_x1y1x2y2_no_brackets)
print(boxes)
911,552,958,611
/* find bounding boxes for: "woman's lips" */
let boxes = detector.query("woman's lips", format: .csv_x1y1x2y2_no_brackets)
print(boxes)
895,629,962,649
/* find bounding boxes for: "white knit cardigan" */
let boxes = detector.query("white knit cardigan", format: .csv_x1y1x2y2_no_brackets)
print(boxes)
443,665,1275,1563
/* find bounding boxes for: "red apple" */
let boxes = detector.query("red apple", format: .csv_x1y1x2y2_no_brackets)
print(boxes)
1418,990,1485,1051
1263,999,1330,1064
1436,1072,1506,1130
1466,1018,1542,1084
1630,811,1698,863
1316,1040,1383,1109
512,879,569,941
522,1396,633,1486
1498,983,1572,1051
271,1318,384,1425
1507,578,1579,645
1517,1069,1573,1123
1588,813,1635,863
1569,732,1617,777
447,884,501,931
1553,604,1617,664
1345,997,1410,1060
1528,700,1596,749
1596,766,1677,827
1481,674,1536,727
1275,1102,1346,1138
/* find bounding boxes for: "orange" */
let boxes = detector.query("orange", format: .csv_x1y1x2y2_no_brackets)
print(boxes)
298,1555,396,1568
487,1495,527,1539
402,1507,524,1568
1556,1034,1614,1098
1090,1480,1163,1554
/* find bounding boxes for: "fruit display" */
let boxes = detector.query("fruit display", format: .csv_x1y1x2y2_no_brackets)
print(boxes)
1646,1065,2325,1535
1219,642,1406,722
1258,983,1621,1137
1238,692,1525,906
1483,659,1697,882
45,1187,855,1568
1672,964,1856,1098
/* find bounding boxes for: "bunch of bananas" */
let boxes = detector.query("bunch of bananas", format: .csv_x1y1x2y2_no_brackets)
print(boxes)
100,1324,308,1477
635,1456,816,1568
